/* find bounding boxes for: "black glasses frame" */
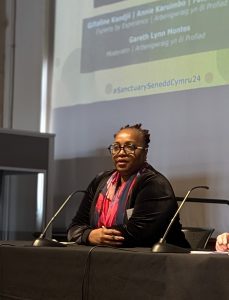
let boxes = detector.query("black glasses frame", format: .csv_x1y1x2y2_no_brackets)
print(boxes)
107,143,146,155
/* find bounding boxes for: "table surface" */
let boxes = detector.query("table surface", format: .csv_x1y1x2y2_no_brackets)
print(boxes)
0,241,228,300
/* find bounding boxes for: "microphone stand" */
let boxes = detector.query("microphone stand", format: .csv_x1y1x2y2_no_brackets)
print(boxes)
151,186,209,253
32,190,86,247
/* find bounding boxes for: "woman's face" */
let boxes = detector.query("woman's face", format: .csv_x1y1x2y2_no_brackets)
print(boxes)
111,128,147,180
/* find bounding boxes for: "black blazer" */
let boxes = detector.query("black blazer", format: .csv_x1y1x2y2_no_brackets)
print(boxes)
68,164,190,248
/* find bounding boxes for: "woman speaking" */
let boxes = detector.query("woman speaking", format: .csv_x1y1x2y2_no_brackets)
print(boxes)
68,124,189,248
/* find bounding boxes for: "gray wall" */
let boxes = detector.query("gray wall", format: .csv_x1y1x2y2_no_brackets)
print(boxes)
0,1,5,125
0,0,52,239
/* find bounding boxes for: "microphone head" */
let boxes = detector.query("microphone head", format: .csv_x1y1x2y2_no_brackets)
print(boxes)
190,185,209,192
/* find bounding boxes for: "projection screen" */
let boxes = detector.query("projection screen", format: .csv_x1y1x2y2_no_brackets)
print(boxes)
50,0,229,235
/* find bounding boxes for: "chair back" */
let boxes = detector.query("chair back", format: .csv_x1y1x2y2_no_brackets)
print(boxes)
182,227,214,250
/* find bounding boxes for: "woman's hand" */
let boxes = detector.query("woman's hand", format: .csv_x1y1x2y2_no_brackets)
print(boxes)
215,232,229,252
88,227,124,246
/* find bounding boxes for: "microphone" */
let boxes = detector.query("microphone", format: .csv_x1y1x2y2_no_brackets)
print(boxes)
151,185,209,253
32,190,86,247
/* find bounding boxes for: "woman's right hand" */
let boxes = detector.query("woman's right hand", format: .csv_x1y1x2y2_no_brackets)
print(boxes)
215,232,229,252
88,227,124,246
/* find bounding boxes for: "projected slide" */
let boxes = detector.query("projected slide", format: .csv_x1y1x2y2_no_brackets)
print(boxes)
52,0,229,107
82,1,229,73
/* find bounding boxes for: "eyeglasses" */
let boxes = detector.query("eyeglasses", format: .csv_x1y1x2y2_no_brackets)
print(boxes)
108,143,146,155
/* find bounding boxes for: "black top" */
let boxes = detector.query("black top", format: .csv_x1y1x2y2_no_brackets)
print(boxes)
68,164,190,248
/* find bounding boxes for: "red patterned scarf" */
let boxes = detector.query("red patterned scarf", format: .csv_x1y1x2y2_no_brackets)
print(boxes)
93,171,138,227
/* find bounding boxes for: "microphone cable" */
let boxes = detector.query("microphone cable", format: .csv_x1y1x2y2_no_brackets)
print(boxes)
81,245,99,300
81,244,154,300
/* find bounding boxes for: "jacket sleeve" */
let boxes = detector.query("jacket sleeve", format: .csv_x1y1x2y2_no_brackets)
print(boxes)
114,173,183,247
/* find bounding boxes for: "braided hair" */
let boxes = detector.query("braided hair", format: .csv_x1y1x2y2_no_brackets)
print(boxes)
114,123,150,149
